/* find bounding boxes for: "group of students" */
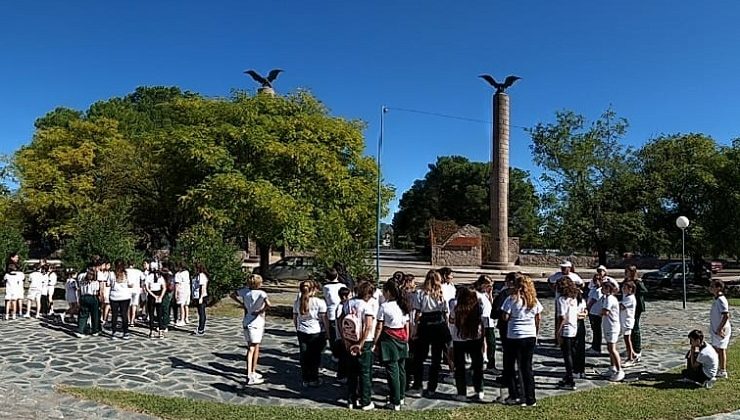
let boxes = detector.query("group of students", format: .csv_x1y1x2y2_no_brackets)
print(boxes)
2,252,212,339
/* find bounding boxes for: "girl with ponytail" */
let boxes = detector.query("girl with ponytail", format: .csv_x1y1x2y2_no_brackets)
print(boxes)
293,280,329,387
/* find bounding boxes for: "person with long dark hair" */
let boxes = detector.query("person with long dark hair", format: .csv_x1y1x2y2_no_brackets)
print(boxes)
625,265,647,361
76,261,102,338
145,267,166,338
556,277,580,390
109,259,134,339
374,280,410,411
501,273,542,407
4,252,24,320
449,287,485,401
409,270,450,398
193,263,210,336
473,275,498,373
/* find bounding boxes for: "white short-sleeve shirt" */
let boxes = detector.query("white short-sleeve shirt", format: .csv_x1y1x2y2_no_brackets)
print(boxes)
377,300,408,329
600,295,620,334
323,281,344,321
238,287,268,327
347,297,378,341
28,271,45,291
293,297,327,334
620,294,636,331
503,295,543,339
710,295,731,336
557,296,578,338
697,344,720,378
476,291,495,328
588,286,604,316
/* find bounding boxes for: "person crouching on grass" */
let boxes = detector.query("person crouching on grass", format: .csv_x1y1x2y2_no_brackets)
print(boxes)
709,279,731,379
683,329,718,388
231,274,271,386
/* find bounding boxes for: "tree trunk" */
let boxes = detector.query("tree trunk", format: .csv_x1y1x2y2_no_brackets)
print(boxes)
258,242,271,276
598,247,607,266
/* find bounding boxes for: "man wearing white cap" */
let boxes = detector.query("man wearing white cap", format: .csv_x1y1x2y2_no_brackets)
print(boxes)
548,261,584,341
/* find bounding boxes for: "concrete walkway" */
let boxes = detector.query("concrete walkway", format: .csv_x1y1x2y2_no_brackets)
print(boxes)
1,295,737,418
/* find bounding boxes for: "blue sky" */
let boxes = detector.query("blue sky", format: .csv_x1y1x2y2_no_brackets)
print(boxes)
2,1,740,221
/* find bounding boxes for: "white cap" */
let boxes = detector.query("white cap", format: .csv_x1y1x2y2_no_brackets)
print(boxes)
559,261,572,268
596,265,607,272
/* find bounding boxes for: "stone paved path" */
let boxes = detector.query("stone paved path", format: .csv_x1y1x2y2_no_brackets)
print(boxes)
0,297,737,417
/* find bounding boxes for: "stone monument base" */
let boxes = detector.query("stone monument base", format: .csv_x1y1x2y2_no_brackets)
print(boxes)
482,261,518,270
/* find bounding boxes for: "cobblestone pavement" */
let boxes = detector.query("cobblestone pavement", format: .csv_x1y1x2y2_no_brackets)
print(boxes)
0,297,737,417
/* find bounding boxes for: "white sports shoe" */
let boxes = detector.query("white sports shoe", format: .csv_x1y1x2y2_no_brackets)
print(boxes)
716,370,729,379
609,370,625,382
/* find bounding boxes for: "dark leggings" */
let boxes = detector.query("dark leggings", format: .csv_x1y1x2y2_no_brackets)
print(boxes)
633,310,643,353
413,319,448,392
147,295,163,332
110,299,130,335
197,296,208,333
453,338,484,395
574,319,586,374
297,331,326,382
589,313,602,352
560,336,575,384
505,337,537,405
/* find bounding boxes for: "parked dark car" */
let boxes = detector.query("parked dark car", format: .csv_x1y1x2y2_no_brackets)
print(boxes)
252,256,316,281
641,262,712,287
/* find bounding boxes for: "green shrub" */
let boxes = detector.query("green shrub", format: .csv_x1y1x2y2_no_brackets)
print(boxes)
0,224,28,267
172,224,243,303
63,209,141,270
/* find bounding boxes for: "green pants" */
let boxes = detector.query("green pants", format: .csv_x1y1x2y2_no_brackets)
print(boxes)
384,358,406,405
633,311,643,353
348,342,374,407
162,291,173,327
485,327,496,368
78,295,101,335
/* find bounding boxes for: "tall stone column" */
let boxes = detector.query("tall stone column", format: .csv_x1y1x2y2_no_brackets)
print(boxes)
488,92,514,268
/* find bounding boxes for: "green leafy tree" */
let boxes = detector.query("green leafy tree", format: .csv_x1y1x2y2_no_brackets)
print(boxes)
392,156,541,247
707,139,740,259
529,109,645,264
637,133,722,262
63,207,141,270
171,224,243,302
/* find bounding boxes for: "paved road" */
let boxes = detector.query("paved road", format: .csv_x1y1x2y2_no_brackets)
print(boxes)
0,295,737,417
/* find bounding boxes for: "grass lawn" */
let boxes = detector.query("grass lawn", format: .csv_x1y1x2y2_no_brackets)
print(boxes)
61,342,740,420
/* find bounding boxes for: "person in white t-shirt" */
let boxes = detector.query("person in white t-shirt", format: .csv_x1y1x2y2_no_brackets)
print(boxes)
709,280,732,379
175,264,191,326
373,280,410,411
145,269,166,338
231,274,271,386
600,281,624,382
323,268,345,363
549,261,584,342
43,262,58,317
125,262,145,327
4,257,25,320
25,263,46,318
438,267,457,375
293,280,329,387
586,266,615,355
683,329,719,388
501,273,542,407
109,260,135,339
448,287,486,402
556,278,581,390
342,281,377,410
98,261,113,326
193,263,210,336
620,281,638,366
474,275,498,373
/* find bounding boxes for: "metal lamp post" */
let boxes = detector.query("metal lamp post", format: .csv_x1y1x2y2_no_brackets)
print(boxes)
376,106,388,285
676,216,690,309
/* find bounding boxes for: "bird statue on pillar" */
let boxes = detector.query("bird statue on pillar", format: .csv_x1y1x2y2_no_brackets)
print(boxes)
479,74,521,93
244,69,283,95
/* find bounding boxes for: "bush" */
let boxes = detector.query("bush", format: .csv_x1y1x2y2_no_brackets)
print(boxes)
0,224,28,268
172,224,243,303
63,210,141,270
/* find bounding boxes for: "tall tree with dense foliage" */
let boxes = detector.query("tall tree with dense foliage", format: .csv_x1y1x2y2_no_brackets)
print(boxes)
529,109,646,264
392,155,541,247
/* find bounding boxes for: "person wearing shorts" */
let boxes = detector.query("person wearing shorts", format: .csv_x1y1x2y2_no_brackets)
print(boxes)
25,263,45,318
600,281,624,382
125,263,145,327
4,260,25,320
175,264,191,326
709,280,731,378
231,274,271,385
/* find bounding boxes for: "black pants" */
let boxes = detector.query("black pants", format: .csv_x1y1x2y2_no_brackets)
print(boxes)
110,299,130,335
560,336,575,385
297,331,326,382
574,319,586,374
484,327,496,368
633,310,643,353
453,338,484,395
589,313,602,352
505,337,537,405
413,320,448,392
683,356,710,383
147,295,163,332
197,296,208,333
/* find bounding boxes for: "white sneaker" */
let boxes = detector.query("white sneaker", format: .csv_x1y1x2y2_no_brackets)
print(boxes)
384,402,400,411
609,370,625,382
623,359,636,367
601,367,616,377
247,376,265,385
704,378,717,388
399,399,405,406
360,402,375,411
252,372,263,379
717,370,728,379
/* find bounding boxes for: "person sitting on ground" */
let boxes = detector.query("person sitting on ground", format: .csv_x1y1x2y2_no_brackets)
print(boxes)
683,329,718,388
